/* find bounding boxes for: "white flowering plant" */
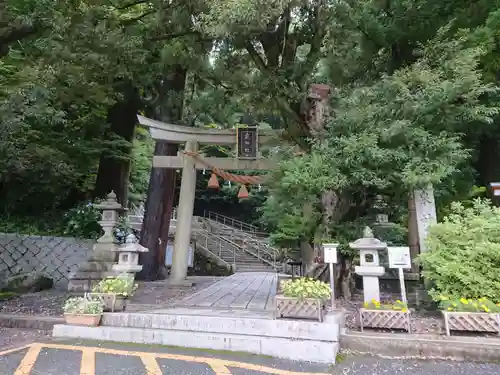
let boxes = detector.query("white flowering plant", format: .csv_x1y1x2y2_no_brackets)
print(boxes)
281,278,331,300
63,297,104,315
92,273,138,297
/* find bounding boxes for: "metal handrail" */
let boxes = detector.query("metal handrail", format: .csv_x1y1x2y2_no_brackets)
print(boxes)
203,210,261,234
195,230,233,269
200,218,277,269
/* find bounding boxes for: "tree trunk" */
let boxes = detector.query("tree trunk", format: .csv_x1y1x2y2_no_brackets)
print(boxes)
138,141,178,280
138,65,187,281
93,85,140,206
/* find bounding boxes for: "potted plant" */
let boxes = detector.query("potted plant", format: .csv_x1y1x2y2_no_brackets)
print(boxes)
439,296,500,336
90,273,138,312
63,297,104,326
275,277,331,322
359,299,411,332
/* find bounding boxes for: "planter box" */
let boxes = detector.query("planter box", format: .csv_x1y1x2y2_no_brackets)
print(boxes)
64,313,102,327
86,293,127,312
275,296,324,322
442,311,500,336
359,308,411,332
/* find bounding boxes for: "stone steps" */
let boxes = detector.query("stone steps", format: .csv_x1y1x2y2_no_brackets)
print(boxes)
53,310,343,364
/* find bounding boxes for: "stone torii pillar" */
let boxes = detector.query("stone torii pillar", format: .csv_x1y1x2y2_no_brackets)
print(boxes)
170,140,198,285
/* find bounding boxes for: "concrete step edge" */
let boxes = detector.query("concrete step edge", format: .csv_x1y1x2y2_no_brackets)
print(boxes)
99,312,340,341
53,324,338,364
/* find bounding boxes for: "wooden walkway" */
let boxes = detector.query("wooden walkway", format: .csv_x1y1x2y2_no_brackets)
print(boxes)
175,272,277,311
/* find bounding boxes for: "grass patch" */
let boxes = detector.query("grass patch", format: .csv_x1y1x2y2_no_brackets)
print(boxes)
0,292,19,301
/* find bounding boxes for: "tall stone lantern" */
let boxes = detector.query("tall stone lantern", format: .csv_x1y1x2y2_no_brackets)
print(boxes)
67,191,125,292
92,191,125,262
350,226,387,303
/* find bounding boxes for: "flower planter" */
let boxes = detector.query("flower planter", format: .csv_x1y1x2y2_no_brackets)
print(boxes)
275,296,325,322
64,313,102,327
442,311,500,336
359,308,411,332
86,293,127,312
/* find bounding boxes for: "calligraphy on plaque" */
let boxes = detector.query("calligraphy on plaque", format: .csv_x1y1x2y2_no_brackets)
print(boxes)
236,126,258,159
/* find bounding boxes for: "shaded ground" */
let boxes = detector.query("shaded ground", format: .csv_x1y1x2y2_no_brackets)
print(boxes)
1,339,500,375
0,339,331,375
0,276,222,316
0,328,51,350
333,354,500,375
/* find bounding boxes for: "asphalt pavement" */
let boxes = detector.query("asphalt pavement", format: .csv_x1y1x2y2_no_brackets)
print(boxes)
0,338,499,375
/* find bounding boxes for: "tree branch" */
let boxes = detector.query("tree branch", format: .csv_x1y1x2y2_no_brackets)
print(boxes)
298,1,327,87
120,10,155,25
0,23,41,58
149,30,202,42
115,0,151,10
245,41,268,72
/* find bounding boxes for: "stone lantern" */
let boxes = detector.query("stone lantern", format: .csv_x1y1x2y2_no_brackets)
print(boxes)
67,191,125,292
113,234,149,274
94,191,124,248
350,226,387,303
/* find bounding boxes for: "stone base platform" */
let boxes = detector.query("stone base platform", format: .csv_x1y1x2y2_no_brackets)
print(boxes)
53,272,344,364
53,309,343,364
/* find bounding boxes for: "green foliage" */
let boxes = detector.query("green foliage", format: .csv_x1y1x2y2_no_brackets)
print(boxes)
262,24,500,246
438,296,500,313
419,199,500,301
62,296,104,315
62,203,102,239
280,278,331,300
92,274,137,297
128,128,154,207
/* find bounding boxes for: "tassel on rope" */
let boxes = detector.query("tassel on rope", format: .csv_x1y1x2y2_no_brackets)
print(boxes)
207,173,220,189
238,184,249,199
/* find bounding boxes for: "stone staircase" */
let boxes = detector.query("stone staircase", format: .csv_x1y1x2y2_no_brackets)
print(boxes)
201,212,279,270
128,211,278,273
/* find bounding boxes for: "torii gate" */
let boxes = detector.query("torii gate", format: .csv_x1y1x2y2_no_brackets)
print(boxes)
137,115,281,285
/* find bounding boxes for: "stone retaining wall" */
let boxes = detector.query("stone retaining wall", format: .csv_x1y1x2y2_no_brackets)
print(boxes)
0,233,92,288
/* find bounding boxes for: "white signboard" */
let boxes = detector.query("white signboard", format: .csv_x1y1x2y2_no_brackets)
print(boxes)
323,243,338,264
165,240,194,267
387,246,411,269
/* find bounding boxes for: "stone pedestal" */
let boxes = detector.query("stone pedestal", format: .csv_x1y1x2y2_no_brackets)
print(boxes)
351,227,387,303
68,192,124,292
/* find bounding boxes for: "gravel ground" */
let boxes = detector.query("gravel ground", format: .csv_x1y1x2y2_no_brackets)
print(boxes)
333,354,500,375
0,328,51,350
0,276,221,316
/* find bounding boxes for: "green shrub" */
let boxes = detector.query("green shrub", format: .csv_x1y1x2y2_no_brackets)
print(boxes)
63,297,104,315
92,273,137,297
280,278,331,300
418,199,500,301
438,296,500,313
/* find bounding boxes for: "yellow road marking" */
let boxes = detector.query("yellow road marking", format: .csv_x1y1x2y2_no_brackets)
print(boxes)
80,348,95,375
5,342,330,375
0,345,31,357
140,354,163,375
13,343,41,375
208,360,232,374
